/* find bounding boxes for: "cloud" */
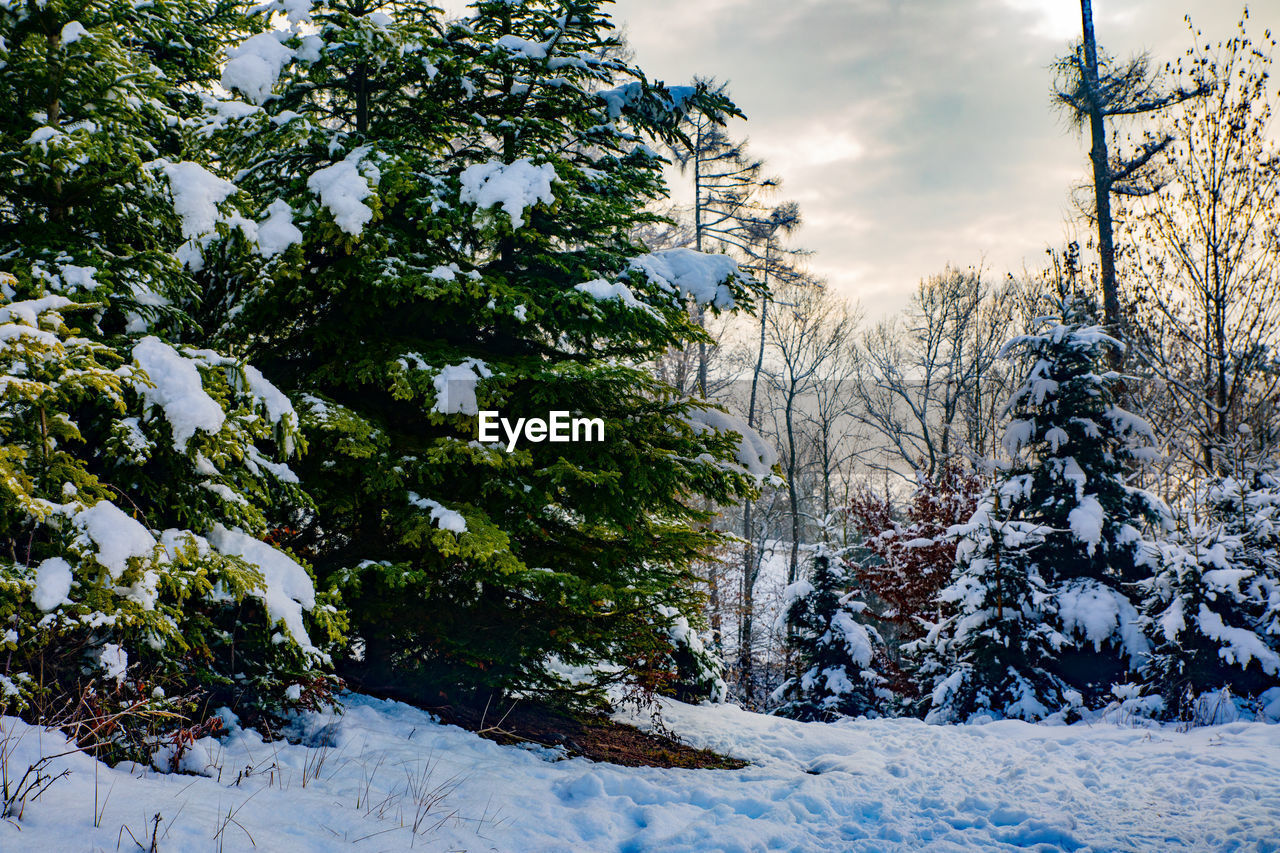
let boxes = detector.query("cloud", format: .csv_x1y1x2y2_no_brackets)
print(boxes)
613,0,1266,317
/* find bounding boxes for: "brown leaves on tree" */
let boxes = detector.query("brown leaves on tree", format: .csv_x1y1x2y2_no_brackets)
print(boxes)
846,463,981,641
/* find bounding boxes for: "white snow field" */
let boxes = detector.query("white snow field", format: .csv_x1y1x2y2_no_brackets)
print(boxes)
2,693,1278,852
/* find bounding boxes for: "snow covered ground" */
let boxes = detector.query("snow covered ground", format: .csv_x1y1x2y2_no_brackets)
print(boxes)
2,694,1278,852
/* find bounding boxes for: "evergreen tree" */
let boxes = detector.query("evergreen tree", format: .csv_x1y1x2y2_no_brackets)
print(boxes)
915,491,1074,723
206,0,767,709
774,545,888,721
1141,469,1280,718
0,0,340,749
918,297,1167,720
1206,465,1280,654
653,605,727,704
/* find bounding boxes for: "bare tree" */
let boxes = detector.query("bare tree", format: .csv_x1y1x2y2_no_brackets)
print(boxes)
848,266,1011,480
672,80,777,396
732,202,806,695
801,313,865,535
762,276,858,586
1122,16,1280,480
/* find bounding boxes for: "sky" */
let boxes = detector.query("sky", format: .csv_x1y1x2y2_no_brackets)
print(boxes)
442,1,1278,318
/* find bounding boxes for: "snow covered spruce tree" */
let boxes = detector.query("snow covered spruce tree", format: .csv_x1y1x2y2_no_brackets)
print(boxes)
1141,470,1280,719
0,0,341,745
1207,467,1280,666
774,545,888,720
918,296,1168,721
915,488,1075,723
205,0,767,709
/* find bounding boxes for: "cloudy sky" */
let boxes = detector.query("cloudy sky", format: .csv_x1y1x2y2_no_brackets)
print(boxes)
610,0,1280,317
442,1,1277,317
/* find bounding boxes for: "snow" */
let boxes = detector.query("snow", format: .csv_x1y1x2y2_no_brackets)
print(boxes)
268,0,312,24
295,33,323,64
780,579,816,615
93,643,128,683
221,32,293,105
32,557,73,611
597,82,697,120
247,445,300,484
409,492,467,533
132,336,226,451
432,359,492,416
1196,605,1280,675
24,125,61,148
459,158,558,229
0,294,72,327
1157,595,1187,643
241,362,296,429
1002,418,1034,455
55,262,98,291
59,21,87,45
496,33,551,59
829,609,876,668
684,405,778,480
1045,425,1069,452
207,525,318,654
254,198,303,257
307,148,377,235
72,501,157,581
4,693,1280,852
575,277,643,309
1067,494,1104,554
1105,405,1159,445
159,161,237,240
1055,579,1148,664
629,248,744,309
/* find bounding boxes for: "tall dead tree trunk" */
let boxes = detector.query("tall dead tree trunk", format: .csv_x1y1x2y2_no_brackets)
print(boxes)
1079,0,1122,340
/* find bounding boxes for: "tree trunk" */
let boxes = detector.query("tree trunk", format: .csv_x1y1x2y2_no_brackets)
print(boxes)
786,390,800,585
1080,0,1123,345
737,270,770,697
738,508,755,696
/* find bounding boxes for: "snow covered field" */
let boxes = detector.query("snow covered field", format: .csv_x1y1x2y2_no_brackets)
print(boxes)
2,694,1278,852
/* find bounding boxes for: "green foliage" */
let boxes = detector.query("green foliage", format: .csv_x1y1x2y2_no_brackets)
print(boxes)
0,291,342,740
0,0,341,748
204,0,765,708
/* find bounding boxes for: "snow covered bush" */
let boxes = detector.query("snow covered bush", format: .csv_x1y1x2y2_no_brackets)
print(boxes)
1204,467,1280,657
917,296,1168,721
653,606,728,705
773,545,889,720
199,0,769,710
915,492,1077,723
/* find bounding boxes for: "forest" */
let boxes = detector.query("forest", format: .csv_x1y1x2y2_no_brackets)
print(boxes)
0,0,1278,835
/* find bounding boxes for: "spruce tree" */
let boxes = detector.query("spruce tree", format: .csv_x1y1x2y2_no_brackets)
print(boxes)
206,0,766,709
653,605,727,704
916,492,1073,723
1206,466,1280,657
0,0,340,747
919,296,1167,720
1141,470,1280,718
774,545,888,721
